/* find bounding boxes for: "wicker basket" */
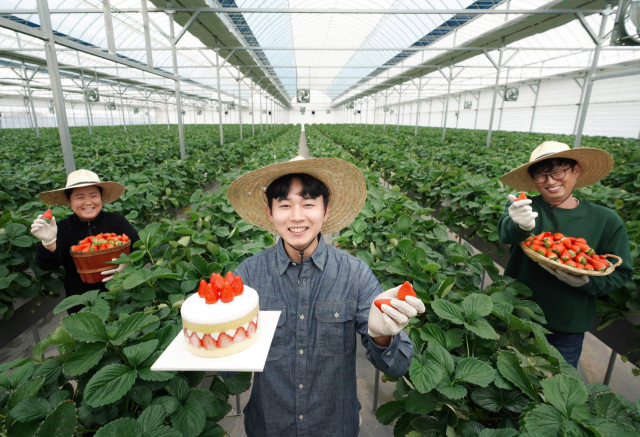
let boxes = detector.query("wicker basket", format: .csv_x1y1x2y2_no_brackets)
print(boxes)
519,242,622,277
70,240,131,283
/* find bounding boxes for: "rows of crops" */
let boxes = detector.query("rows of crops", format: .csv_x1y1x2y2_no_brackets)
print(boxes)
311,124,640,331
303,124,640,437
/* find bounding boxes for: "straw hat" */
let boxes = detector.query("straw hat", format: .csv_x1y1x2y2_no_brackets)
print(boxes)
39,169,125,206
500,141,613,192
228,156,367,234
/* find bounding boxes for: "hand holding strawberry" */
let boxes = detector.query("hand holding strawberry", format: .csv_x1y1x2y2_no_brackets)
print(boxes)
368,281,425,338
508,193,537,231
30,212,57,247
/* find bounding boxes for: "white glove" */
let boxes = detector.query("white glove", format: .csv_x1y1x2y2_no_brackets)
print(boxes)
368,283,426,338
508,194,538,231
30,215,57,246
541,264,589,287
101,258,130,282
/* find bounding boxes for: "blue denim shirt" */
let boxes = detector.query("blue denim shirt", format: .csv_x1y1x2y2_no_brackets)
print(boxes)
233,235,413,437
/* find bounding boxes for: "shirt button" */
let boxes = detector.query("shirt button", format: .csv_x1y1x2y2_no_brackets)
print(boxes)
299,415,304,420
386,351,392,356
300,314,305,320
334,313,339,318
299,384,303,389
299,349,304,355
292,263,296,266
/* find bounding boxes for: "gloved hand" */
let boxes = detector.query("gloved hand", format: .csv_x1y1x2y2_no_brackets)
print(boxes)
508,194,538,231
102,258,130,282
541,264,589,287
368,283,426,338
30,215,57,246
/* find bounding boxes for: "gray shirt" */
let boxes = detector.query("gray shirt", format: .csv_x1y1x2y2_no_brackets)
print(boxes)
234,234,413,437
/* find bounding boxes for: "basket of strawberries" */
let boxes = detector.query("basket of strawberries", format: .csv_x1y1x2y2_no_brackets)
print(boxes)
520,232,622,276
69,233,131,283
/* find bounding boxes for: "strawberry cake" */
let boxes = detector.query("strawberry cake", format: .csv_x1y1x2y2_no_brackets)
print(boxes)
181,272,260,358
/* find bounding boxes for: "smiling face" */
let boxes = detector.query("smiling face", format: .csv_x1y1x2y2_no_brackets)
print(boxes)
267,177,330,260
68,185,103,221
531,161,581,206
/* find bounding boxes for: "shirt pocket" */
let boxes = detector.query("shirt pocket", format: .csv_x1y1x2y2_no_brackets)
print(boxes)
315,301,357,357
264,307,287,361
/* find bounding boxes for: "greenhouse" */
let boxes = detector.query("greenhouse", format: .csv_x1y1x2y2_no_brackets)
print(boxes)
1,0,640,436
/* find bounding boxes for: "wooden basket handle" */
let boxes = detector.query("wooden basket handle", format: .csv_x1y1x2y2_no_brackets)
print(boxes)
602,254,623,269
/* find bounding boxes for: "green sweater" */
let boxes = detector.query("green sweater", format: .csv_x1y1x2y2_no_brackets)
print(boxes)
497,197,633,333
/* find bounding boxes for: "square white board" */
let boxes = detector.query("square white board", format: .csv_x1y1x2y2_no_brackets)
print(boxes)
150,311,280,373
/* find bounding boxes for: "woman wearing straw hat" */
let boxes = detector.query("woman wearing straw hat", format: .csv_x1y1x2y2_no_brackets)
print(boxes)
227,156,424,437
31,169,139,309
498,141,632,368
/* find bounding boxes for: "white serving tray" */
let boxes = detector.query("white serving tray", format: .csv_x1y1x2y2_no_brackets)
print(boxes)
151,311,280,373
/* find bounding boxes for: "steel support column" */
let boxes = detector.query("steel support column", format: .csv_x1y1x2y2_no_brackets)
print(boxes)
215,41,224,145
36,0,75,174
168,11,186,159
250,86,255,135
102,0,116,55
22,65,40,137
441,60,454,141
573,77,588,135
415,78,422,136
237,74,243,140
497,68,510,131
486,37,506,148
529,80,541,133
141,0,153,68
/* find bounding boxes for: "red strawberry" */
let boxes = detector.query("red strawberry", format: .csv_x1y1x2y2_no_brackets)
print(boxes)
515,192,527,201
565,260,578,268
397,281,416,301
220,282,234,303
560,237,573,249
225,271,234,284
583,264,595,271
205,283,219,304
560,251,571,262
234,327,248,344
197,280,208,298
374,298,392,311
212,274,225,294
217,333,233,348
546,250,558,261
188,333,202,348
231,276,244,296
553,233,565,241
43,209,53,220
202,334,217,350
247,321,257,337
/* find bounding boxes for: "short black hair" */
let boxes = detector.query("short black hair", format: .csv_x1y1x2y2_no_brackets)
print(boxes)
65,185,103,201
266,173,329,211
528,158,578,178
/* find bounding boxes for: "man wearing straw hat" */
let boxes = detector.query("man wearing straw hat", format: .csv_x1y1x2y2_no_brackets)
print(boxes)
498,141,632,368
227,156,424,436
31,169,139,310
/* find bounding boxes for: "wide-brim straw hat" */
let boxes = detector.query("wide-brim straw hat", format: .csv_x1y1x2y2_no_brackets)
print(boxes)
228,156,367,234
39,169,126,206
501,141,614,192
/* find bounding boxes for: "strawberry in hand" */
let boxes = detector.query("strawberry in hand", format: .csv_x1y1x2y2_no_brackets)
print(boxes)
43,209,53,220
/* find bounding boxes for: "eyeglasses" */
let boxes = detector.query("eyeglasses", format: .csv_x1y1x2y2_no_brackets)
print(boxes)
532,166,574,184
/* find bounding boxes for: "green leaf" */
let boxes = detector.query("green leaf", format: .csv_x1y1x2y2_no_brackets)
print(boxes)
166,377,190,403
426,342,455,376
224,372,252,395
150,396,182,416
521,403,567,435
61,312,109,343
405,391,438,415
420,324,446,348
352,219,367,234
497,352,540,402
541,374,588,419
123,339,159,368
396,238,412,257
123,270,154,289
479,429,520,437
81,299,111,322
138,352,176,382
386,264,412,276
470,386,529,414
454,358,495,387
431,299,465,325
464,318,498,340
84,364,138,407
407,247,427,272
409,353,444,394
8,375,44,409
137,405,167,434
112,313,159,344
437,277,455,299
356,251,374,267
397,215,414,231
63,342,107,376
10,397,53,422
576,418,640,437
375,400,406,425
94,417,141,437
38,400,77,437
461,294,493,322
172,401,207,437
436,374,468,400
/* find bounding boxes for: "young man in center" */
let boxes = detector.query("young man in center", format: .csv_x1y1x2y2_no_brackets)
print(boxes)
227,156,425,437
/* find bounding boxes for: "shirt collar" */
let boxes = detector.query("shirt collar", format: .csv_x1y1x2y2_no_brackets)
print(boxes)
276,233,327,275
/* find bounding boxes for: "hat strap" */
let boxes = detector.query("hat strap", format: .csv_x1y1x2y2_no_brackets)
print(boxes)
67,180,100,188
533,152,556,161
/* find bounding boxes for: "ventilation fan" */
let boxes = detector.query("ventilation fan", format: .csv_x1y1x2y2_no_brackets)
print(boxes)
300,107,306,115
144,112,149,116
383,106,390,113
297,89,310,103
225,110,229,115
107,102,116,110
197,110,202,115
312,110,315,115
326,110,331,114
357,110,361,114
504,88,519,101
133,107,140,114
390,109,395,115
227,102,236,110
268,111,272,115
464,101,472,109
347,102,354,109
48,103,55,114
84,88,99,102
612,0,640,46
181,110,185,115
